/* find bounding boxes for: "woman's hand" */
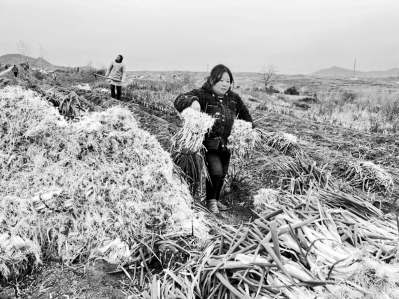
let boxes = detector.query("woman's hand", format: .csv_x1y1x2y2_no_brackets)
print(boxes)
190,100,201,112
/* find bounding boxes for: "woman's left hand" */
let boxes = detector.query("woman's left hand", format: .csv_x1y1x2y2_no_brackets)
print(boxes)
190,100,201,112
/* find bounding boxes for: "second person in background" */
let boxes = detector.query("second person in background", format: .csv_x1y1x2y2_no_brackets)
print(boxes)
105,54,126,100
174,64,253,214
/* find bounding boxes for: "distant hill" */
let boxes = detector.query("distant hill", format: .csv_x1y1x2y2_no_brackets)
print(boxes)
0,54,56,69
312,66,399,78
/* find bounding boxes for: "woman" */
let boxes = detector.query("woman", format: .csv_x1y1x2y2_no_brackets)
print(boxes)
174,64,253,214
12,65,19,77
105,55,126,100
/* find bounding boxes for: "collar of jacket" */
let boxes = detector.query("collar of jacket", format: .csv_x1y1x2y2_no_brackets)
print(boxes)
201,82,230,98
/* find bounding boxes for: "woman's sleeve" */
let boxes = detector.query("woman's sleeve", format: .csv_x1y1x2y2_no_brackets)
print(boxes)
236,95,253,123
174,89,202,112
105,62,113,77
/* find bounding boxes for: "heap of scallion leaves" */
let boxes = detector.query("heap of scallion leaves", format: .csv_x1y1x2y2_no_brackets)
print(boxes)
0,86,207,279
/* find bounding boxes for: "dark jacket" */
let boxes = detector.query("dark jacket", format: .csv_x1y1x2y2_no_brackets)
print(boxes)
174,82,253,151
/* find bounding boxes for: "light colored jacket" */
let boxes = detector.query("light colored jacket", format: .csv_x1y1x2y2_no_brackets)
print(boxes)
105,60,126,86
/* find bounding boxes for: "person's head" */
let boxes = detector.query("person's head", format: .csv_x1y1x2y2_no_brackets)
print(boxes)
206,64,234,96
116,55,123,63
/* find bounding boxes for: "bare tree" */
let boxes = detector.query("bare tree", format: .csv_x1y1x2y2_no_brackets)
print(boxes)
16,40,32,61
87,61,92,68
261,64,278,92
38,44,47,70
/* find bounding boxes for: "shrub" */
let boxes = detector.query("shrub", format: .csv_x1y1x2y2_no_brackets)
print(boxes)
34,71,46,80
342,90,357,102
265,85,280,94
293,101,311,110
94,68,107,76
298,97,318,104
257,102,268,111
284,86,299,95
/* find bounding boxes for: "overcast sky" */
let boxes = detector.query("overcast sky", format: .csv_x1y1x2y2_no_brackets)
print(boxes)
1,0,398,74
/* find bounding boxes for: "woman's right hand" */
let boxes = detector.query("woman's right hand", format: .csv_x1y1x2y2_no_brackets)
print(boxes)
190,100,201,112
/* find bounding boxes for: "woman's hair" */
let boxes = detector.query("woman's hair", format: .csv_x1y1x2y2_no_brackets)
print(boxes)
118,55,123,62
206,64,234,87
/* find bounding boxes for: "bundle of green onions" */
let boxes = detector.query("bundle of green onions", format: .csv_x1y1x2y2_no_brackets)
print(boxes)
269,156,332,194
259,130,304,158
171,108,215,195
342,160,394,193
318,189,385,219
171,108,215,154
227,119,260,159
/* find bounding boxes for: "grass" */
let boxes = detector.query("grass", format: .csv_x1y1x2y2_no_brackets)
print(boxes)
307,89,399,134
89,79,181,115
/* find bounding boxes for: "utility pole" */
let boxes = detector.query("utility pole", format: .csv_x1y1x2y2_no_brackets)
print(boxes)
352,59,356,78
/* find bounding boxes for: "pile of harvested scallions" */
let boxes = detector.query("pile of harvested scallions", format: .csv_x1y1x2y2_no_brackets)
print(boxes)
0,86,199,280
142,189,399,299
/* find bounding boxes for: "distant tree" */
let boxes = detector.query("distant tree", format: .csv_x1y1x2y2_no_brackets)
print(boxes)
16,40,32,61
38,44,47,70
87,61,92,68
261,64,278,93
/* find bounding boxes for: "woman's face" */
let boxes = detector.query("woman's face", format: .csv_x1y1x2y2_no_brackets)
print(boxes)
212,72,231,96
116,55,122,62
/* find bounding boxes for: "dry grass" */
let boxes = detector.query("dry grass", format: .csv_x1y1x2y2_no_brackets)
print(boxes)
308,89,399,133
90,79,182,115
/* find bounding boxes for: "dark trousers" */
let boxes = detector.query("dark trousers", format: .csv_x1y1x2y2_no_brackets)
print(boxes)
13,72,18,77
205,149,231,200
110,84,122,100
